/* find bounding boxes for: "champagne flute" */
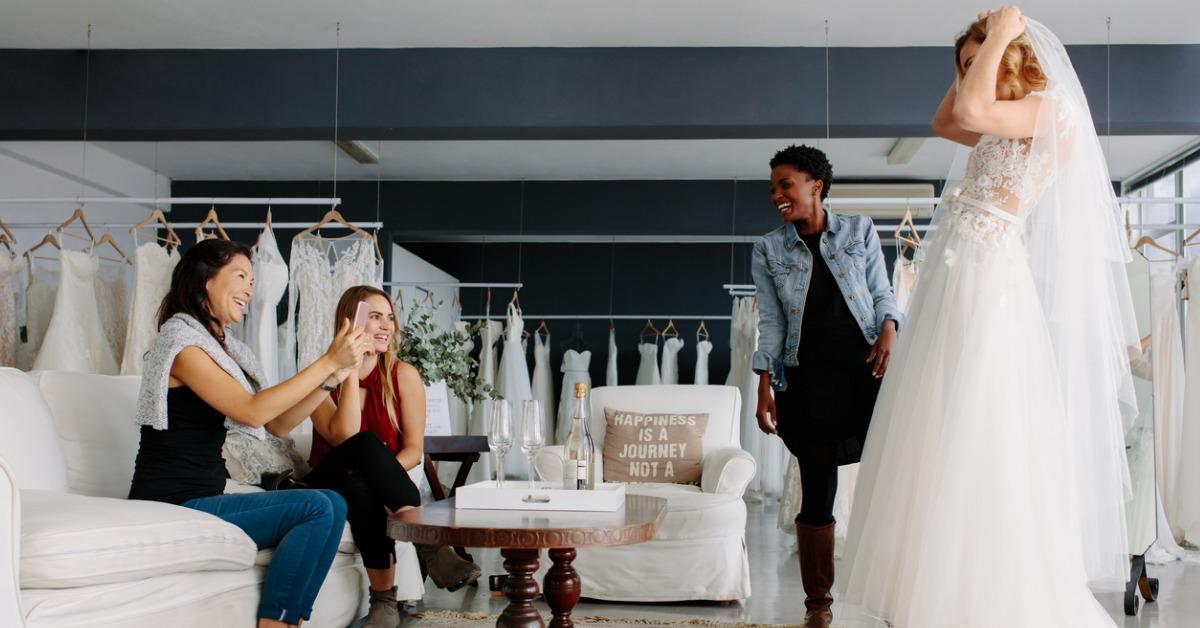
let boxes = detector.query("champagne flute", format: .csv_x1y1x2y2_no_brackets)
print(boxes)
488,399,514,489
521,400,545,490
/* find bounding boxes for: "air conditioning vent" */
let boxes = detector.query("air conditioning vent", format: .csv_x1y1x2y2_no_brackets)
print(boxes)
828,183,936,219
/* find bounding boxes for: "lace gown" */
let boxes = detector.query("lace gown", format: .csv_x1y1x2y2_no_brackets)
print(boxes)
34,250,118,374
494,304,533,478
283,236,379,375
94,262,128,363
246,229,288,386
635,341,661,385
468,319,503,483
693,337,712,385
16,259,57,371
606,328,619,386
121,243,180,375
660,336,684,385
556,349,592,445
841,135,1115,627
530,332,556,445
0,255,21,367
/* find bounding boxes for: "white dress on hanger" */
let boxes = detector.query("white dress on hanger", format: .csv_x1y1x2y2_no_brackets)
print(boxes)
1151,274,1186,534
0,255,21,367
494,303,533,478
121,242,180,375
660,336,684,385
16,259,57,371
1177,256,1200,545
94,262,128,363
556,349,593,445
606,328,618,387
892,256,920,315
635,340,661,385
245,228,288,386
283,236,379,375
531,332,556,445
693,336,712,385
35,250,118,374
468,319,503,484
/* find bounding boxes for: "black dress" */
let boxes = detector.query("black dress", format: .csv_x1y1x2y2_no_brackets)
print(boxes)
774,230,882,467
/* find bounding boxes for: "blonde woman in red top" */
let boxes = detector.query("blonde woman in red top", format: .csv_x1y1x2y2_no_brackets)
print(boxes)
303,285,481,627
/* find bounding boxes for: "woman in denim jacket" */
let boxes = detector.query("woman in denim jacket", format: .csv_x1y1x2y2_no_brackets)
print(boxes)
750,145,901,628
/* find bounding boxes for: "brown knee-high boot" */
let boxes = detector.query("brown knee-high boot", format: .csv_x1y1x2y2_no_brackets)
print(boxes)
796,517,835,628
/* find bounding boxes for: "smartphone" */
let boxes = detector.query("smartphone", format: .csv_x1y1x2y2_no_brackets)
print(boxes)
353,301,371,330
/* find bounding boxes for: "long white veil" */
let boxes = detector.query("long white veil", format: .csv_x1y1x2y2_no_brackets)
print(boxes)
918,18,1138,591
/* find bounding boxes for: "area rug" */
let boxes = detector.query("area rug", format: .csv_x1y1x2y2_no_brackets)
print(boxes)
408,610,804,627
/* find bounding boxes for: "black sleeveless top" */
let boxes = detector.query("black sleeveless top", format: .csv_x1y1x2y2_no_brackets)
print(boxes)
128,386,228,505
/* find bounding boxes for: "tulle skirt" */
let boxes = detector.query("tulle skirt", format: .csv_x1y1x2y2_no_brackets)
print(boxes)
840,207,1115,627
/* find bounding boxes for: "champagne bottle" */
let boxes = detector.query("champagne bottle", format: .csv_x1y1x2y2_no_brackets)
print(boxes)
562,382,594,490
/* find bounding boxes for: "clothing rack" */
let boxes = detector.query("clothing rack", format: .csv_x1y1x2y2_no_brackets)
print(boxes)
459,314,733,321
6,221,383,230
0,197,341,206
381,281,524,289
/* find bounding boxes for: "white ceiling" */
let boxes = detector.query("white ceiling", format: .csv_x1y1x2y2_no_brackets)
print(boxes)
94,136,1199,183
3,0,1196,48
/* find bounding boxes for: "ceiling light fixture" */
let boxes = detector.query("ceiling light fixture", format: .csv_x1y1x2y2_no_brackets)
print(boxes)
336,140,380,165
887,137,925,165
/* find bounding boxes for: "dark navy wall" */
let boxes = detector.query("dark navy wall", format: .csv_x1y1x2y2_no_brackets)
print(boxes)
3,45,1198,140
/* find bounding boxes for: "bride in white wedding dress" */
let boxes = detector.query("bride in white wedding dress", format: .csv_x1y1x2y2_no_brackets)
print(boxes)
841,9,1138,628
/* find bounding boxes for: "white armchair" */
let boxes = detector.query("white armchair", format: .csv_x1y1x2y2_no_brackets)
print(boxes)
534,385,755,602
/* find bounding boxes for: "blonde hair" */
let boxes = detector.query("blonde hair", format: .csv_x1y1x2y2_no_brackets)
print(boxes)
954,16,1047,100
334,285,404,431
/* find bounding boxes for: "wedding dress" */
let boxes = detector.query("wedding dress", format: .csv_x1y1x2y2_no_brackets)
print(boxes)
531,331,556,445
467,318,503,484
556,349,592,445
1177,256,1200,544
892,255,920,314
842,23,1136,625
494,303,533,477
35,250,118,374
94,262,128,363
693,336,712,385
660,336,684,385
635,340,661,385
245,228,288,386
605,327,618,386
16,258,57,371
0,255,21,367
121,242,179,375
283,236,379,375
1151,274,1185,533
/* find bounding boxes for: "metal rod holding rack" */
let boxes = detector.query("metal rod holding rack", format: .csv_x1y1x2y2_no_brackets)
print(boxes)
381,281,524,289
460,314,732,321
6,221,383,230
0,196,341,206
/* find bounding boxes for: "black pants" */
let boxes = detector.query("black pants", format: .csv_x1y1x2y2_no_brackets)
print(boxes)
302,432,421,569
795,447,838,527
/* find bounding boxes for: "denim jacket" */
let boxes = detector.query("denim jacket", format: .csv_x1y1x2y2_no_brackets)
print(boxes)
751,210,903,391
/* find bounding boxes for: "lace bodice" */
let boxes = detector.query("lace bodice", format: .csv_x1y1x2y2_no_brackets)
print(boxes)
0,255,22,367
285,237,379,374
121,243,180,375
960,135,1052,215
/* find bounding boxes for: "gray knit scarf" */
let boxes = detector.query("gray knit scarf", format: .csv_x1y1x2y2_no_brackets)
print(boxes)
135,313,268,440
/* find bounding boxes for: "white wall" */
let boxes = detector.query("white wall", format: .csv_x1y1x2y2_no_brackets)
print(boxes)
389,243,459,333
0,142,170,255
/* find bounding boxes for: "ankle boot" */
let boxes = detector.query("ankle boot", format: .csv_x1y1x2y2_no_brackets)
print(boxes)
796,517,836,628
415,544,482,592
362,586,400,628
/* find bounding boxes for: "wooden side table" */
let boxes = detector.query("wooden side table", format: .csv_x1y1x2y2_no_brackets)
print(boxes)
388,495,667,628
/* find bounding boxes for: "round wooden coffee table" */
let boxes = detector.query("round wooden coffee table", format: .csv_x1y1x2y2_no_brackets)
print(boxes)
388,494,667,628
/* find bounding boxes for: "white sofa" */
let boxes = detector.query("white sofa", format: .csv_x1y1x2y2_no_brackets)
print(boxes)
0,367,424,628
534,385,756,602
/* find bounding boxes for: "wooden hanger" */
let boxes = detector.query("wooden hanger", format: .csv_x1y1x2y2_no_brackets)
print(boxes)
451,289,461,310
1131,234,1179,260
509,289,521,311
129,208,182,249
0,234,15,258
194,208,229,241
535,320,550,338
26,232,61,256
293,209,383,264
1183,226,1200,248
662,320,679,338
696,320,710,341
56,207,95,244
0,219,15,243
894,207,922,246
484,288,493,320
92,232,132,265
639,319,660,341
255,207,273,248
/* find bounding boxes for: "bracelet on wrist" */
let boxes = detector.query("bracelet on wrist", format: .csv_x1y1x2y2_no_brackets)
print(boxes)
319,381,337,393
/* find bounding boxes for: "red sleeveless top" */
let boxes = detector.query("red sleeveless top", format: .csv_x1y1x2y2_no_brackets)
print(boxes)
309,363,401,466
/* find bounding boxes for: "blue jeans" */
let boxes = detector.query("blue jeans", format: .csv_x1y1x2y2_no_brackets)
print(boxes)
183,489,347,624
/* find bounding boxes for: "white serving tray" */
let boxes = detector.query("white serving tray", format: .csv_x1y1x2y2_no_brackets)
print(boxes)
454,481,626,512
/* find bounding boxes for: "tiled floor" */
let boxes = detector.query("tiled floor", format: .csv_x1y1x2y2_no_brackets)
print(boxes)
407,499,1200,626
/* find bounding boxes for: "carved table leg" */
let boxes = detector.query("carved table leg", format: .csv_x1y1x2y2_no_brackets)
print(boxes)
544,548,581,628
499,548,544,628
